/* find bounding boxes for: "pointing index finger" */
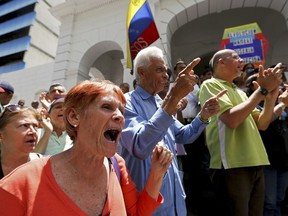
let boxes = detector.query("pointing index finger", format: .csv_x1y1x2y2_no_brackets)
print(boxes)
216,89,228,99
179,57,201,76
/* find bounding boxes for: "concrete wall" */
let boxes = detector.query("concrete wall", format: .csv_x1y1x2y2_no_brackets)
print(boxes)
0,62,54,106
23,0,62,68
1,0,288,105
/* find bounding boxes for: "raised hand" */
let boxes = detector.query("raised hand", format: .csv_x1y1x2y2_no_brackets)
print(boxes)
257,63,283,92
144,144,174,201
38,108,53,133
151,144,173,176
170,58,201,100
278,88,288,107
199,89,228,120
175,97,188,114
162,58,201,115
39,91,51,110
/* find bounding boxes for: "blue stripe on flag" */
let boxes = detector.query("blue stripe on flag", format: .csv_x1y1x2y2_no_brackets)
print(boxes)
129,2,153,43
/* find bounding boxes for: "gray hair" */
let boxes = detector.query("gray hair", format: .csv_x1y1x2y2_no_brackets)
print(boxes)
134,46,164,80
49,83,66,93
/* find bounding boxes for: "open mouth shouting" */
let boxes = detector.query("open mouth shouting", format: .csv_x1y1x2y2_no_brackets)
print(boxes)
104,128,121,143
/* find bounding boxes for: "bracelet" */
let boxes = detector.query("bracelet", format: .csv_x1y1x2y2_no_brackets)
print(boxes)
198,114,210,123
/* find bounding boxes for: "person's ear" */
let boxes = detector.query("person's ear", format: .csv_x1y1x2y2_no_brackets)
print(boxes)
66,108,80,127
138,67,145,78
217,58,224,65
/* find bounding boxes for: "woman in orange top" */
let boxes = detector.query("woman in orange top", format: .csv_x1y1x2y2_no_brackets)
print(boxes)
0,80,173,215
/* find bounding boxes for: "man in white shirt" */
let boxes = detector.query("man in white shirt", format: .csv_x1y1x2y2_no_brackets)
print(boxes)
171,59,216,216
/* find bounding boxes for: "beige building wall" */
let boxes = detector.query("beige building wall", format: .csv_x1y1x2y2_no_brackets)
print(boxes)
23,0,62,67
1,0,288,105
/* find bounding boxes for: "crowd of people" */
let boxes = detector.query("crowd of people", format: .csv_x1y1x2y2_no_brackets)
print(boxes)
0,46,287,216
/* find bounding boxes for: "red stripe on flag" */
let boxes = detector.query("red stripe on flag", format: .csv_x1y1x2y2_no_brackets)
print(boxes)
130,21,159,60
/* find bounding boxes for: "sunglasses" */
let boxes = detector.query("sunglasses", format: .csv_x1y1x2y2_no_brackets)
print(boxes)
0,104,22,119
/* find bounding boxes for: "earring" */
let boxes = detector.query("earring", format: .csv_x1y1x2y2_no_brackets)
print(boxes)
74,125,77,128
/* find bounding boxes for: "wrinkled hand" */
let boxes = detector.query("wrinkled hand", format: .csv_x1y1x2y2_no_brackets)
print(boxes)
151,144,173,176
170,58,201,100
278,88,288,107
39,91,51,110
38,108,53,133
257,63,283,92
175,97,188,113
199,89,228,120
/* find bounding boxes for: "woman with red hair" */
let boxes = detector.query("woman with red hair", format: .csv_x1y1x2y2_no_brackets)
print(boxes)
0,80,173,215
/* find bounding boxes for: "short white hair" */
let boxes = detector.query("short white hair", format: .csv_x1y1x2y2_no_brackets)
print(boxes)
134,46,164,80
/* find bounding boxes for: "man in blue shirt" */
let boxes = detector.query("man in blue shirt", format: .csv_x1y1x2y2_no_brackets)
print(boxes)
120,46,226,215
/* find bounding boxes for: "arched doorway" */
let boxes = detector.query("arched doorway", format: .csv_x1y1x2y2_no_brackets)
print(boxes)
79,41,124,85
168,5,288,76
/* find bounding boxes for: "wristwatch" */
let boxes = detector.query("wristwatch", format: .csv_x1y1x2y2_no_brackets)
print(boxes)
259,87,269,96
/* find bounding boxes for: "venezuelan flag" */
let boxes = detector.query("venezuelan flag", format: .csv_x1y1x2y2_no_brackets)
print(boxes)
126,0,159,70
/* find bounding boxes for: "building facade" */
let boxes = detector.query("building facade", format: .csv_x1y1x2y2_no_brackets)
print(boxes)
0,0,62,73
1,0,288,104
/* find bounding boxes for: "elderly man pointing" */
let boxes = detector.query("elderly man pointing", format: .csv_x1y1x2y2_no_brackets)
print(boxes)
120,46,226,215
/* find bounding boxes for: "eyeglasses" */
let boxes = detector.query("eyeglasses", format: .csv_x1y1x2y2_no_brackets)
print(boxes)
5,104,22,112
223,55,241,61
0,104,22,119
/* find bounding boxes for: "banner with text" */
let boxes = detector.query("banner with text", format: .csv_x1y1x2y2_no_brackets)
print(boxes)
219,22,268,68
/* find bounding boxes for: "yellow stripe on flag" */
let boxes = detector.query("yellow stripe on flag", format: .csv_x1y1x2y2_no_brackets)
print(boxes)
126,0,146,69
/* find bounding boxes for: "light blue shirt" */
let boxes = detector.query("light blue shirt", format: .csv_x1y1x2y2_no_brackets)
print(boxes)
38,129,73,156
120,86,208,216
